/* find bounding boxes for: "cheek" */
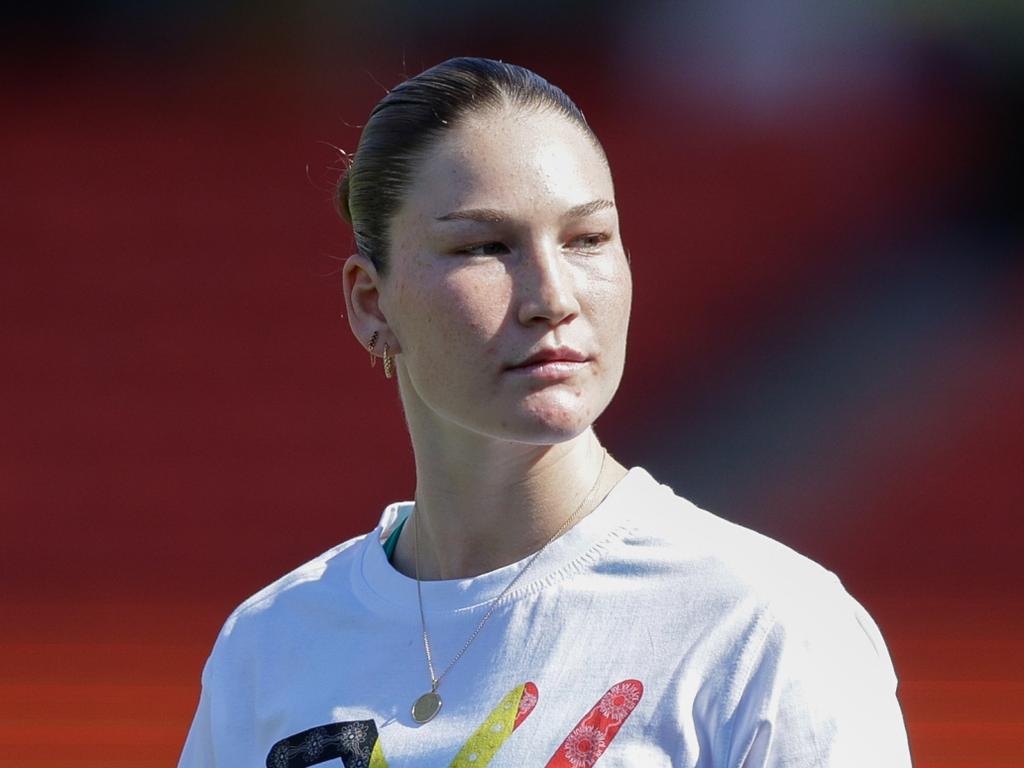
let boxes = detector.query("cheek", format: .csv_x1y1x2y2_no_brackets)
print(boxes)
583,259,633,333
393,265,510,364
438,267,511,340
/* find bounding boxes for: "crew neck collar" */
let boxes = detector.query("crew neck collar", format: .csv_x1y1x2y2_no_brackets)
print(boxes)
353,466,654,616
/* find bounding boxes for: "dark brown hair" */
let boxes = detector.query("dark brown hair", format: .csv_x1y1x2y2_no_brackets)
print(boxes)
336,57,604,274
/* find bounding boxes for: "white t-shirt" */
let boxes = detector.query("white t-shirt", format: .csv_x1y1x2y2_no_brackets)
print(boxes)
179,467,911,767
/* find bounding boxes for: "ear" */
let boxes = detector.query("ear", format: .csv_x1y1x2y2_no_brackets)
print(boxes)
342,253,401,355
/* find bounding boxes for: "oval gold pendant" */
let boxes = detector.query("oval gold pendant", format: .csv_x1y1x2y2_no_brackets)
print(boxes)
412,691,442,724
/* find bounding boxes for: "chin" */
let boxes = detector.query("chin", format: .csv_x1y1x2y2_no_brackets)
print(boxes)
495,394,606,445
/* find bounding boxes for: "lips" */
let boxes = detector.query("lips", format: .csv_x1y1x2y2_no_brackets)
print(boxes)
509,346,589,369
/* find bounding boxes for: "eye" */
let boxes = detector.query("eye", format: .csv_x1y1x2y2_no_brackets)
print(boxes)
568,233,609,252
455,241,509,256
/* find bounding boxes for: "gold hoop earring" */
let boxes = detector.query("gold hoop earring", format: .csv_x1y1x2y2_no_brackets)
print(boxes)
367,331,379,368
383,342,394,380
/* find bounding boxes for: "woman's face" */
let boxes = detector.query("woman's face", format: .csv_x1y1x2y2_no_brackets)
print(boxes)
379,107,632,446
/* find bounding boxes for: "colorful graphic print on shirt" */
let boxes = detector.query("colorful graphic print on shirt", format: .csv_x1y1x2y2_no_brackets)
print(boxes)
265,679,643,768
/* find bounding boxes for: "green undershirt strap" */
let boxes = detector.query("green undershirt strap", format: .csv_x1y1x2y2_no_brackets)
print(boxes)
382,516,407,563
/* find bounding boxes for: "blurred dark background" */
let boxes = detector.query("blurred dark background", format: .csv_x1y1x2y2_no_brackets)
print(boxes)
2,2,1022,765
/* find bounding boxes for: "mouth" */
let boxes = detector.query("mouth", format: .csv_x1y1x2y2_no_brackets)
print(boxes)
506,347,591,379
508,346,589,370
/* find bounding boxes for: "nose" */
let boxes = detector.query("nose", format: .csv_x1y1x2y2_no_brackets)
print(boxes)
516,240,580,327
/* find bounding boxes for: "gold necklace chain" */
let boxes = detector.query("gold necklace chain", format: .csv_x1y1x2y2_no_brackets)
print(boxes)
410,449,609,724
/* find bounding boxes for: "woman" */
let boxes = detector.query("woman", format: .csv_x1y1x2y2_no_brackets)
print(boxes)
180,57,911,767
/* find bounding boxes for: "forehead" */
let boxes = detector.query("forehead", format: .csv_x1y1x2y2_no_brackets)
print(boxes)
399,107,614,222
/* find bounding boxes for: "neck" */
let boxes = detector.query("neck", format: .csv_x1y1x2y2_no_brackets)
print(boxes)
391,429,627,580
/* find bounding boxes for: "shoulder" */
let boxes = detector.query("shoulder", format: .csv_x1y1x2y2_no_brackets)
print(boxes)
622,467,849,611
622,468,895,679
623,469,909,761
208,530,373,660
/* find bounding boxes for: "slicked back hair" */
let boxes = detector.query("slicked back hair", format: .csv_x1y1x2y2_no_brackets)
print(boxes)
336,57,604,274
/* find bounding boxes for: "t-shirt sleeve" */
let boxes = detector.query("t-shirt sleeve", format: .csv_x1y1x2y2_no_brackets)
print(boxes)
178,653,217,768
720,582,912,767
177,612,249,768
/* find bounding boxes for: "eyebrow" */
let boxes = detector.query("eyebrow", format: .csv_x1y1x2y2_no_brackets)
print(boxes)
436,208,506,223
563,199,616,220
435,199,615,223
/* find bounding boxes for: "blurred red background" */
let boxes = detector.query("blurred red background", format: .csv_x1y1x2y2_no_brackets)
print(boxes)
2,4,1022,765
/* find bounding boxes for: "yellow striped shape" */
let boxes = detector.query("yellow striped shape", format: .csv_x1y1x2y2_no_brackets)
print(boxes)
449,684,529,767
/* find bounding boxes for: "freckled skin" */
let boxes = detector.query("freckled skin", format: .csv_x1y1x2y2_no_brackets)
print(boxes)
379,107,632,446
